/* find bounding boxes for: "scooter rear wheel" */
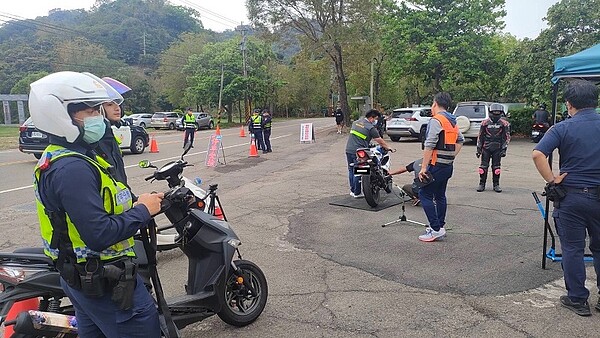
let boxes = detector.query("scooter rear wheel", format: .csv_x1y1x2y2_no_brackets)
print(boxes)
217,260,268,327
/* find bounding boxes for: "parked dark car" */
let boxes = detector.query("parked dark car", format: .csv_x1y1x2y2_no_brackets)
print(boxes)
19,117,150,158
18,117,48,159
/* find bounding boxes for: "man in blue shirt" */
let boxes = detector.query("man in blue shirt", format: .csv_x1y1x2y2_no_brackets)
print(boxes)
533,80,600,317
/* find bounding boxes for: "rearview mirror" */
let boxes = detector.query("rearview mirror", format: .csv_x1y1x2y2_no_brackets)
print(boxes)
182,142,193,159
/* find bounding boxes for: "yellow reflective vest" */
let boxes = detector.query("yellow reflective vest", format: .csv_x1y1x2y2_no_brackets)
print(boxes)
34,144,135,263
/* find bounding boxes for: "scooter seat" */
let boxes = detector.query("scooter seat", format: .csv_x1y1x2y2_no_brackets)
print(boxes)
0,250,54,265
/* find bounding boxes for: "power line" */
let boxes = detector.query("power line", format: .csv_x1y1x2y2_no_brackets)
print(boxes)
170,0,239,29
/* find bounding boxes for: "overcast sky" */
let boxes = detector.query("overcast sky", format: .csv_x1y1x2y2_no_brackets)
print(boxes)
0,0,561,39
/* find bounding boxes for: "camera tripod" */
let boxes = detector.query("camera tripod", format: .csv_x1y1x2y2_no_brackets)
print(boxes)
381,184,427,228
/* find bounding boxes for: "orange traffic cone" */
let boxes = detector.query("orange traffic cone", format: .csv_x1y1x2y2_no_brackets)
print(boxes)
215,125,221,136
150,134,159,153
4,298,40,337
214,206,225,220
249,137,259,157
239,126,246,137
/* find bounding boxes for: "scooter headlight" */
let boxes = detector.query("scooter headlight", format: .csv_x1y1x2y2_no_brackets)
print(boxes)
227,239,241,248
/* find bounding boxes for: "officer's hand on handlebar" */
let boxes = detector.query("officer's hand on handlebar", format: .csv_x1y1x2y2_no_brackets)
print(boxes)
136,192,164,216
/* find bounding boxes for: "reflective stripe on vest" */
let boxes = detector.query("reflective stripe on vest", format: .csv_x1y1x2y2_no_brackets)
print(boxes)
431,114,459,166
34,145,135,263
252,115,262,129
113,134,123,155
184,114,196,128
350,129,367,139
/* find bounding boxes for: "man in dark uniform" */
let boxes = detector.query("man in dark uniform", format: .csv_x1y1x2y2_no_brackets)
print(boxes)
29,71,163,336
182,108,198,147
92,75,131,189
345,109,394,198
533,80,600,317
250,109,265,151
532,103,551,127
476,103,511,193
262,109,273,153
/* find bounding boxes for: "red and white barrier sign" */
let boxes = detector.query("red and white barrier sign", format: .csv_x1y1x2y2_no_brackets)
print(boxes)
300,123,315,143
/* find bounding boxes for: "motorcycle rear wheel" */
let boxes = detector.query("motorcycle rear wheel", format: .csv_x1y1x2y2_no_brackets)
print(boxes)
362,174,381,207
217,260,268,327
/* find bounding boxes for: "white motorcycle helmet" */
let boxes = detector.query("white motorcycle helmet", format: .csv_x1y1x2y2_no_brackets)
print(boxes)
29,71,112,143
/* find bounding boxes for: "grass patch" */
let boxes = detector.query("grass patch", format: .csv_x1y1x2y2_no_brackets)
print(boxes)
0,125,19,151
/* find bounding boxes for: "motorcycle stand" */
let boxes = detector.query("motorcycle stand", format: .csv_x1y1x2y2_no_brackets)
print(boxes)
381,185,427,228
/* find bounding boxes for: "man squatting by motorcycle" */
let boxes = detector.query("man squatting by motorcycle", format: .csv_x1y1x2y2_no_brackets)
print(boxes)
29,71,163,337
417,92,464,242
389,158,424,207
476,103,511,193
345,109,394,198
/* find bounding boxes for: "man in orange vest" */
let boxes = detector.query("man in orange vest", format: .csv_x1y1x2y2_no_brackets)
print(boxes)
417,92,464,242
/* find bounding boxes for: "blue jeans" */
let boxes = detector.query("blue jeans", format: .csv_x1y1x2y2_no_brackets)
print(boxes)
553,191,600,302
61,275,160,338
346,152,361,195
418,164,453,231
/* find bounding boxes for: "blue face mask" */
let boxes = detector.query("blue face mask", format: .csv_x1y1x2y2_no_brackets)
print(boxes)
81,115,106,143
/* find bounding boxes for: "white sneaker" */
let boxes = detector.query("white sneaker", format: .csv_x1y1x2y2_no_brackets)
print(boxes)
352,192,364,198
418,227,446,242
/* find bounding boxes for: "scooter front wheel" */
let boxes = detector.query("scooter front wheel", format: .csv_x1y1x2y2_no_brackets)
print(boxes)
217,260,268,327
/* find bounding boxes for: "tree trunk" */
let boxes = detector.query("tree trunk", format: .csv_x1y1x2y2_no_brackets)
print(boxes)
332,41,350,127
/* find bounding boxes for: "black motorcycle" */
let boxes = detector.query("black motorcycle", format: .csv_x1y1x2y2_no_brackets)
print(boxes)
353,145,394,207
531,123,549,143
0,144,268,337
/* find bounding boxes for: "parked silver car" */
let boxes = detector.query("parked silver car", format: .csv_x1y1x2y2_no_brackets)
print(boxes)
124,113,153,128
150,112,181,130
385,106,432,142
452,101,510,141
175,112,215,130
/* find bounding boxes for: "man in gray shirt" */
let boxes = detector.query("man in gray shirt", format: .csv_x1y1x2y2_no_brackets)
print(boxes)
345,110,394,198
417,92,464,242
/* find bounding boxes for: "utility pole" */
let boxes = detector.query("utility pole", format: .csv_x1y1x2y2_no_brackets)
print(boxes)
241,23,249,124
370,59,374,110
218,64,224,126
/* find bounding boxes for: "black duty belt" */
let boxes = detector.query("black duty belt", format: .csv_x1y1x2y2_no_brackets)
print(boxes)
564,186,600,194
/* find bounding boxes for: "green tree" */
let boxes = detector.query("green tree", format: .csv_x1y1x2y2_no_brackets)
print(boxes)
381,0,506,100
248,0,380,125
504,0,600,104
10,71,49,94
157,32,216,108
184,38,275,122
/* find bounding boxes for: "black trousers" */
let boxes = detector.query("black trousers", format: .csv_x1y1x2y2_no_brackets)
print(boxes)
184,128,195,146
480,148,502,171
263,128,272,151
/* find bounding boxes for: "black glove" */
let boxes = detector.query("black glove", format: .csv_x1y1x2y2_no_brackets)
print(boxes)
476,151,481,158
500,149,507,157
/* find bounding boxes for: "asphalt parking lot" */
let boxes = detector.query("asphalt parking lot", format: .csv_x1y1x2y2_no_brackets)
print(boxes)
2,120,600,337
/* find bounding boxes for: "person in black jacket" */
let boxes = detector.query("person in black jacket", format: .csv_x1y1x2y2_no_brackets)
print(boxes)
334,107,344,134
88,74,132,189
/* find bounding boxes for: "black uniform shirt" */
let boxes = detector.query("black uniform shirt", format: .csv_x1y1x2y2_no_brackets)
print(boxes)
535,108,600,187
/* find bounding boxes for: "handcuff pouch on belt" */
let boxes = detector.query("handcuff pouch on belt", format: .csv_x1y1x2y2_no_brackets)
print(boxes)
543,182,567,207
